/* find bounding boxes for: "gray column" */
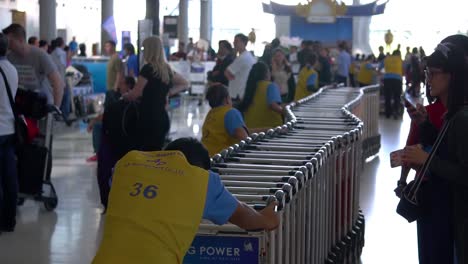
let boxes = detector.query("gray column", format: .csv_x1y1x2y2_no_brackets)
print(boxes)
146,0,160,35
101,0,114,53
200,0,212,42
39,0,56,41
177,0,189,46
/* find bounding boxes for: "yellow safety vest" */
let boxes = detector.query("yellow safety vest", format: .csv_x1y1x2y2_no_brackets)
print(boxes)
357,62,373,85
202,105,243,157
93,150,209,264
244,80,283,129
384,56,403,76
295,66,318,101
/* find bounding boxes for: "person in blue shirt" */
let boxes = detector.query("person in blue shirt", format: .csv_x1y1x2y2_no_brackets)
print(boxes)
335,41,351,85
69,36,78,55
123,43,139,78
163,137,280,229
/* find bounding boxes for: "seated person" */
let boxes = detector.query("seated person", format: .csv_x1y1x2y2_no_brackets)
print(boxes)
86,76,135,162
169,42,187,61
238,61,284,130
92,137,279,264
294,51,319,101
202,84,248,156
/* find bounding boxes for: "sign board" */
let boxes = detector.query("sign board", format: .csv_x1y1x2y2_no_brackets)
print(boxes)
183,235,261,264
11,10,26,27
163,16,178,39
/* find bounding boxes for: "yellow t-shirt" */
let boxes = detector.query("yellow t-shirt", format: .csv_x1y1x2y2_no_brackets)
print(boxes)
384,55,403,76
93,151,209,264
357,62,373,85
202,105,244,157
244,80,283,129
294,66,318,101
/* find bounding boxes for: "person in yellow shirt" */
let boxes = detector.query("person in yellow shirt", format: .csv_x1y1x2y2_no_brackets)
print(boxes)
357,55,376,87
383,50,404,119
238,61,284,130
294,51,319,101
93,137,280,264
202,84,248,156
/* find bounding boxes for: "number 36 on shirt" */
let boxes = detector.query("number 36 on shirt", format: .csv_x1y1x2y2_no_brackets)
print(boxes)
129,183,159,199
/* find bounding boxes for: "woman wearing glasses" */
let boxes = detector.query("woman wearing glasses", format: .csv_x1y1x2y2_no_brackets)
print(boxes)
402,40,468,264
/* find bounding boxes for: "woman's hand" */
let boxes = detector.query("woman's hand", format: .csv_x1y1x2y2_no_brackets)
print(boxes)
406,103,427,125
402,144,429,167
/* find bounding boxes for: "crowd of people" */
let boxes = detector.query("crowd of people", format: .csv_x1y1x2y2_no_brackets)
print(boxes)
1,21,468,263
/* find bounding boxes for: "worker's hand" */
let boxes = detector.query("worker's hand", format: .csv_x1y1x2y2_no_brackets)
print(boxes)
406,103,427,125
259,201,280,231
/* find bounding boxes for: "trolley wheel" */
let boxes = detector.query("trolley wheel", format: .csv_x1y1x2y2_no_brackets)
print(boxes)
44,197,58,211
17,197,25,206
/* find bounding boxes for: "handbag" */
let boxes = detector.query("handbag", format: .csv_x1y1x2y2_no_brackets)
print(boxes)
0,66,28,146
1,66,48,195
396,119,451,222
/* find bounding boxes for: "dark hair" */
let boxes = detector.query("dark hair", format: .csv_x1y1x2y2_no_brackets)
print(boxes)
412,47,418,54
39,40,48,48
124,76,136,89
219,40,233,53
238,61,270,113
271,38,280,48
304,50,317,66
50,39,58,52
105,40,116,48
235,34,248,45
28,36,38,45
79,43,86,53
55,37,64,47
441,34,468,56
426,42,468,118
366,54,374,61
392,50,401,56
0,33,8,56
124,43,135,55
2,23,26,40
206,84,230,108
164,137,211,169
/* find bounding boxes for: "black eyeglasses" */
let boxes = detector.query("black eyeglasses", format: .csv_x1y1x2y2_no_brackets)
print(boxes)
424,68,444,81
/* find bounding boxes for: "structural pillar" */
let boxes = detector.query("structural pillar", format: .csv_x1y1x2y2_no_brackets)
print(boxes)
200,0,212,42
352,0,372,55
101,0,114,52
177,0,189,47
39,0,57,41
146,0,160,35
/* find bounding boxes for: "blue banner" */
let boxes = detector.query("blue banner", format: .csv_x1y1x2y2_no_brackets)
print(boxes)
183,235,260,264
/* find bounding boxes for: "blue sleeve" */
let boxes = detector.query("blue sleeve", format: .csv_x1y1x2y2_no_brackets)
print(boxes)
365,63,374,70
203,171,239,225
267,83,282,105
306,73,317,87
224,108,246,136
128,56,139,76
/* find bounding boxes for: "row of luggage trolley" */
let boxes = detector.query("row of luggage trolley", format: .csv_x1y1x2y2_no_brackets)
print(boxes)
184,85,381,264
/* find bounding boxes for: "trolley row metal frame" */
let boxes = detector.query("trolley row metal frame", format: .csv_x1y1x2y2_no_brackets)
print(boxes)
184,85,381,264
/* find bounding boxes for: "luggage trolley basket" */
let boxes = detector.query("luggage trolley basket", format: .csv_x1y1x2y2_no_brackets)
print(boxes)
186,85,380,263
17,105,62,211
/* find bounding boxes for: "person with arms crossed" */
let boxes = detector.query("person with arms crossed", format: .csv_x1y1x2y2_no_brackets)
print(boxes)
224,33,256,103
